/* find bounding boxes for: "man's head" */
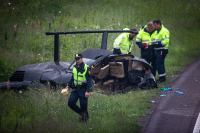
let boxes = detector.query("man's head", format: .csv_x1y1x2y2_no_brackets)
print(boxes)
75,53,83,66
153,20,162,30
129,28,137,40
146,22,155,33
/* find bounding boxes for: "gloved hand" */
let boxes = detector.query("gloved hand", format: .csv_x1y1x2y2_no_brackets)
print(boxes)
113,48,121,54
153,41,163,47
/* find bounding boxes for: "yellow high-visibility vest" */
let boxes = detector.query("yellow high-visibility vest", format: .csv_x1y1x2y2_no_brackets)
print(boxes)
154,25,170,50
72,64,89,86
113,28,134,54
136,28,156,46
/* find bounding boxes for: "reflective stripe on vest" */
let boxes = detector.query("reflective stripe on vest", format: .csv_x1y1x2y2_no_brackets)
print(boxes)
74,79,87,83
120,46,128,50
114,46,120,49
136,37,142,41
154,47,168,50
142,40,149,42
154,37,169,42
114,41,120,45
72,64,88,86
121,51,126,54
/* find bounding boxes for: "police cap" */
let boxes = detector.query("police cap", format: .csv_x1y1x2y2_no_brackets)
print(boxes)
75,53,83,59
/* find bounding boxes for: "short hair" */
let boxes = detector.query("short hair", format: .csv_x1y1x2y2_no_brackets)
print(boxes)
153,20,162,25
130,28,138,34
131,28,137,31
147,22,154,28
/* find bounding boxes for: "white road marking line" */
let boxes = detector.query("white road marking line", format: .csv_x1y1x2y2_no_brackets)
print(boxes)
193,112,200,133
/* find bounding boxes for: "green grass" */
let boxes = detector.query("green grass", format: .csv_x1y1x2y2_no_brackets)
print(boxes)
1,0,200,82
0,0,200,132
0,88,160,133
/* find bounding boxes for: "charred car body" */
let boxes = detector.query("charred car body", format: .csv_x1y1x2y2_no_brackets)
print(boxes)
0,30,157,91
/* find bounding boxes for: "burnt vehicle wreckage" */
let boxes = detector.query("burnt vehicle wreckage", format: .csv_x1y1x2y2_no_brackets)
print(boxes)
0,30,157,92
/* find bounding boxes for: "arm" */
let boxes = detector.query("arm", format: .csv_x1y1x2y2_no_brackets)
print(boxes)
67,74,74,88
113,48,121,54
66,74,73,92
128,39,134,54
85,67,92,98
136,34,146,50
86,67,92,92
136,41,146,50
113,34,125,53
161,30,170,47
154,30,170,47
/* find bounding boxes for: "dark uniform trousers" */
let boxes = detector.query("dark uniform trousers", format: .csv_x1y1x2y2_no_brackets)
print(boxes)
156,49,168,80
140,45,157,77
142,56,157,77
68,88,89,117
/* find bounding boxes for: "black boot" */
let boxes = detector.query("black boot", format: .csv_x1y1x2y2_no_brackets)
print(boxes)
82,112,89,122
156,78,165,83
79,113,84,122
79,112,89,122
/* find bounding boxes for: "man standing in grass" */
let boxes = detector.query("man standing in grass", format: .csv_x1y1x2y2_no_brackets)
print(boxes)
113,28,137,55
136,22,157,77
152,20,170,83
66,53,92,122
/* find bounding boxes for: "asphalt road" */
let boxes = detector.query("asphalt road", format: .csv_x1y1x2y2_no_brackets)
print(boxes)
141,57,200,133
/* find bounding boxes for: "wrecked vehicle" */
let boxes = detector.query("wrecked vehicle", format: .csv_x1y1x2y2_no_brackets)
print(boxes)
90,54,157,92
0,30,157,92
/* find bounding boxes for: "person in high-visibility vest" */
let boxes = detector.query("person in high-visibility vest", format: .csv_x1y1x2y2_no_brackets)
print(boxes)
66,53,92,122
136,22,157,77
113,28,138,55
152,20,170,83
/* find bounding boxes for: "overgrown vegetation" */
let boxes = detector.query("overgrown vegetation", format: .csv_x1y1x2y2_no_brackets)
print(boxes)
0,57,13,82
0,87,160,133
0,0,200,82
0,0,200,132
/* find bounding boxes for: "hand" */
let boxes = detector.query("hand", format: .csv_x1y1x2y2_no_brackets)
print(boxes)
66,86,70,92
142,43,148,48
144,47,148,50
151,40,157,43
151,40,158,44
85,91,89,98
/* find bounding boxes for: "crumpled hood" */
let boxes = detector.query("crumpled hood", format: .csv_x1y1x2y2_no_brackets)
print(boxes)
16,61,71,71
130,56,152,74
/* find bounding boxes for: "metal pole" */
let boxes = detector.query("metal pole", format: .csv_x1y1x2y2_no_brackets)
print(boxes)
101,32,108,50
54,33,59,63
